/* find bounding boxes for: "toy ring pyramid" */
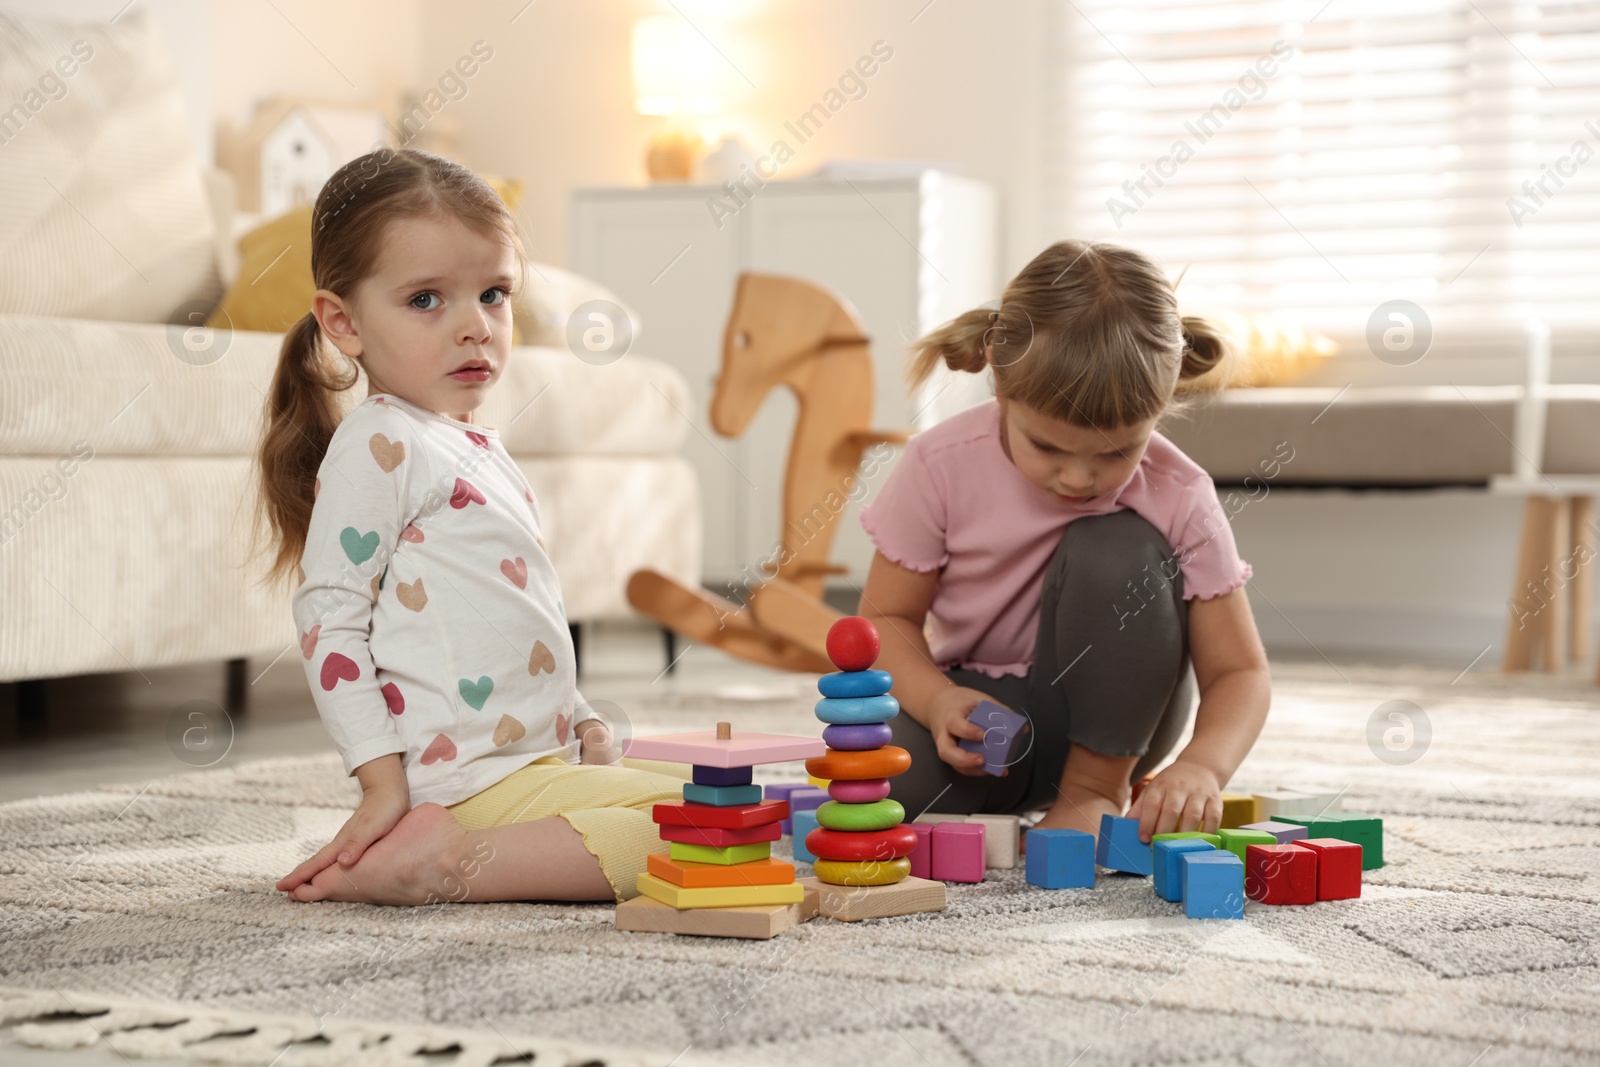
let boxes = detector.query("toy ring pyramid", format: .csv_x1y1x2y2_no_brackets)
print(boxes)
614,615,947,937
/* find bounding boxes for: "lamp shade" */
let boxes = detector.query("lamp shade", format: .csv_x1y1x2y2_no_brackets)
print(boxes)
631,15,730,116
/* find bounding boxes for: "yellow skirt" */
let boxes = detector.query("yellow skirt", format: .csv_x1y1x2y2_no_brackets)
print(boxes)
445,755,694,903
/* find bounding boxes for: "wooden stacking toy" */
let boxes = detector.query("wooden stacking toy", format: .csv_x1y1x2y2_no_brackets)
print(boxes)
796,616,948,920
614,721,825,938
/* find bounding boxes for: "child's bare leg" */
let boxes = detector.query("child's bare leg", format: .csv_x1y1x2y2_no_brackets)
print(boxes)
1021,743,1137,850
288,803,612,905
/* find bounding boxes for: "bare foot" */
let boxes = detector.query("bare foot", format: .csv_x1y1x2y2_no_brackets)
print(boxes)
288,803,464,905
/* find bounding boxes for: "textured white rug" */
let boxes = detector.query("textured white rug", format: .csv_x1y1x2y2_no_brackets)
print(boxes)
1,664,1598,1066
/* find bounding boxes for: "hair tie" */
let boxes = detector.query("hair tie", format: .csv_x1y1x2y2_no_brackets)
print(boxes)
988,310,999,324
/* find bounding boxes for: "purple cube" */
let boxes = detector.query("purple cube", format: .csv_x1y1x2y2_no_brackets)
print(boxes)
957,700,1031,776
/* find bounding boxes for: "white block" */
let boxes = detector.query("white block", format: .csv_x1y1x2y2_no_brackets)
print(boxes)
964,814,1019,869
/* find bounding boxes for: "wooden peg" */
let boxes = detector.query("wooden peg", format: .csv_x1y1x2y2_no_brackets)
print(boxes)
716,721,732,740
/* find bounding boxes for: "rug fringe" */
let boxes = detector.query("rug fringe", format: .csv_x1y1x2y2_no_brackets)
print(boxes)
0,985,725,1066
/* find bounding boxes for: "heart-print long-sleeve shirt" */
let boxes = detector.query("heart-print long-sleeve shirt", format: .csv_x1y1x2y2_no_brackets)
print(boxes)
291,391,595,809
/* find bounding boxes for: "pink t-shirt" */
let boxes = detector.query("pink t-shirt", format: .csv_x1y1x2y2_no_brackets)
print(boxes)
859,398,1252,678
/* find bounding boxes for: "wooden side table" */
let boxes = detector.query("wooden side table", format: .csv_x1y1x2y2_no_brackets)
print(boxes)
1495,477,1600,677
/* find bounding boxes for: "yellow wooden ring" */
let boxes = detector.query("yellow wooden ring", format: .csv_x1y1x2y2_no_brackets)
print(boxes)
813,856,911,886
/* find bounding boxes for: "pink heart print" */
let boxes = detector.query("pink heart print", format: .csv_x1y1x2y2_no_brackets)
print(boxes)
320,652,359,691
421,733,457,765
450,478,485,509
556,712,571,746
381,682,405,715
500,557,527,589
400,522,424,543
466,431,490,449
300,624,320,659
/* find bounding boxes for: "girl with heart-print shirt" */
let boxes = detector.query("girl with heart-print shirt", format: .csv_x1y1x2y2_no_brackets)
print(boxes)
254,148,695,907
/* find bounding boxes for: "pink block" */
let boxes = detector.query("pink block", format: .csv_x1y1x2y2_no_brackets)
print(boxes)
930,822,986,883
622,730,825,767
909,823,933,880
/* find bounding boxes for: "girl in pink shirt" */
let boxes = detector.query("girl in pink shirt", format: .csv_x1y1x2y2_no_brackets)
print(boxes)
859,239,1272,847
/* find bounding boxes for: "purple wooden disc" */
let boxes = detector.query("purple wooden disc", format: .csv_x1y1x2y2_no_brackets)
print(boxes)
822,722,893,750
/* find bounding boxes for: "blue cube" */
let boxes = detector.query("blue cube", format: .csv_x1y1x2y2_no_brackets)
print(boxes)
1096,814,1153,876
1153,839,1216,902
682,782,763,807
1181,850,1244,919
791,809,820,864
693,764,754,787
1024,828,1096,889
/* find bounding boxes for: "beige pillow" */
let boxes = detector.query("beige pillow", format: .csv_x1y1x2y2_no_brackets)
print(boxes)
1183,305,1339,388
515,260,640,350
0,8,220,324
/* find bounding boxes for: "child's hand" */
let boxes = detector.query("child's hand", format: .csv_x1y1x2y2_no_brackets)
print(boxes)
275,781,410,895
1125,761,1222,842
926,687,1005,777
576,716,621,766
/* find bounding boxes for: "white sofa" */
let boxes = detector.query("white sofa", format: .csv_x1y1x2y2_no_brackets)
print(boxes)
0,8,700,695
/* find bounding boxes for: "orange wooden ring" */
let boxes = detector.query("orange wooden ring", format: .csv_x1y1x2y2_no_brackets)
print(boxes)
806,824,918,863
805,745,910,781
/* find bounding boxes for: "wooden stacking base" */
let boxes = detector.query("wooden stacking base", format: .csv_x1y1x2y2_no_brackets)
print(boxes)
615,887,820,939
797,874,947,922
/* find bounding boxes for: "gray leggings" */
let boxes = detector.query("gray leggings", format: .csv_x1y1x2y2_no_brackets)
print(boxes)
885,509,1196,818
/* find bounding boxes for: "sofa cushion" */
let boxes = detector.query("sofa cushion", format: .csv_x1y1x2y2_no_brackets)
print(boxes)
0,314,690,458
0,9,221,325
1160,385,1600,485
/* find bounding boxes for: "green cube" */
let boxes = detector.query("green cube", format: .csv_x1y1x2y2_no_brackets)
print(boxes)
1279,812,1383,869
1151,831,1223,849
1218,828,1277,863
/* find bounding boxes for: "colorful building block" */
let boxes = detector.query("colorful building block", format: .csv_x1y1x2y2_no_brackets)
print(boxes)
615,888,818,939
1181,850,1244,919
828,777,891,803
646,853,795,889
807,774,831,788
1278,812,1383,869
780,786,829,834
1024,828,1095,889
636,872,806,909
964,814,1021,869
805,745,911,782
1151,831,1223,849
1244,843,1317,904
816,798,905,832
1294,837,1362,899
1096,814,1153,875
1219,793,1258,828
790,809,820,864
652,799,788,831
812,857,911,885
821,722,893,750
817,668,893,698
692,764,754,787
1218,827,1277,863
1252,790,1330,819
1275,786,1344,814
657,821,782,848
797,874,946,921
1239,820,1309,844
625,729,824,767
805,825,918,864
669,840,771,865
814,693,901,725
929,822,985,883
682,782,764,807
956,700,1031,776
909,822,933,879
1153,839,1215,902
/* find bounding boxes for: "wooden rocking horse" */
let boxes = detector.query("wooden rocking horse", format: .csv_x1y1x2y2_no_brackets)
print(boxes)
627,273,912,673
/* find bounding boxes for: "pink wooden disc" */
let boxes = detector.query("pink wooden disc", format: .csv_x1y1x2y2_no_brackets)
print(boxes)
828,777,891,803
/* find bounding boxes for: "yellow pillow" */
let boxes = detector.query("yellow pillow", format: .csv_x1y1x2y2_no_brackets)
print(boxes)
208,174,528,344
1183,305,1339,388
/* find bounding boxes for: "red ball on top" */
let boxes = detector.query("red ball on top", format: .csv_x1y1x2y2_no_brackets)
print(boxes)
826,616,880,671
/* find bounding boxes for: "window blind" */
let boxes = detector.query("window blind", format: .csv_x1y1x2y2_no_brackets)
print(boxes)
1043,0,1600,344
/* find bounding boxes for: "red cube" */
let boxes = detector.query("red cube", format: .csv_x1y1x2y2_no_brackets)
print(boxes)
1245,843,1317,904
1294,837,1362,900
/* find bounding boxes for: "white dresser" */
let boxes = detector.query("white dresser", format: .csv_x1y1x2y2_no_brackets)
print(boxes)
570,172,998,592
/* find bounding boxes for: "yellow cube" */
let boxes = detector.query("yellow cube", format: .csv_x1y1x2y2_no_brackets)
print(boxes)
1219,793,1258,829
